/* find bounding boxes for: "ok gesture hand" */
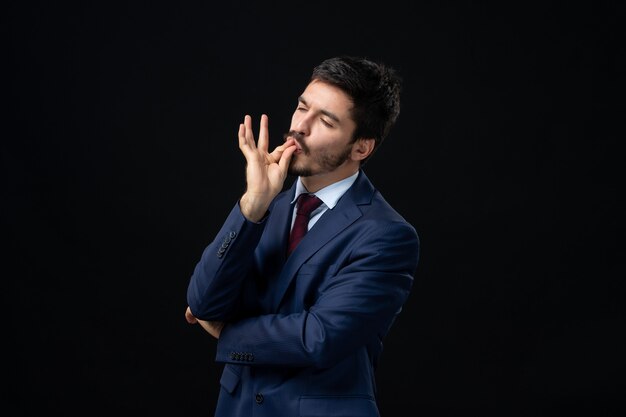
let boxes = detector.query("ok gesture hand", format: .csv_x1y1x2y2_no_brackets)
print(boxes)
238,114,296,222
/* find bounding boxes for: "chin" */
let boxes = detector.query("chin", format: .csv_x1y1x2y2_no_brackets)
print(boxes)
288,162,313,177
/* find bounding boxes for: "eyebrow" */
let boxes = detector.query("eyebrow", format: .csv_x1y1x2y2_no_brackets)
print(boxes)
298,96,341,123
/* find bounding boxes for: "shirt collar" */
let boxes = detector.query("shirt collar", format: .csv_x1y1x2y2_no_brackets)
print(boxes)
290,170,359,209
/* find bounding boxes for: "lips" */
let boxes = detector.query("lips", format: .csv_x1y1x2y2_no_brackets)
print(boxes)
286,137,303,152
284,132,305,154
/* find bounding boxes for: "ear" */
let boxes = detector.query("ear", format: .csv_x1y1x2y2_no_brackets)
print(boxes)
351,138,375,161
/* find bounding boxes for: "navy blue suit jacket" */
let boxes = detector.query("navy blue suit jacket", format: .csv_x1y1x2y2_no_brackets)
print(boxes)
187,170,420,417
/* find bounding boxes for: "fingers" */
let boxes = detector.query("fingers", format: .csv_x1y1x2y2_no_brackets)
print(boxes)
257,114,269,152
237,122,246,149
269,138,295,161
238,115,256,152
278,143,296,172
238,114,278,159
185,306,197,324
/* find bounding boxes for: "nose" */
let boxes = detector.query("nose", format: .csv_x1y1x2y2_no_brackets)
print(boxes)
291,111,311,136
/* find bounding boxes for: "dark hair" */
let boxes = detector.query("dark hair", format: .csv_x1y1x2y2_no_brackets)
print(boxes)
311,56,402,162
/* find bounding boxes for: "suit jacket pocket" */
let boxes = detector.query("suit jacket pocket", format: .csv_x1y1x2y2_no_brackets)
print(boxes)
219,364,241,395
299,395,378,417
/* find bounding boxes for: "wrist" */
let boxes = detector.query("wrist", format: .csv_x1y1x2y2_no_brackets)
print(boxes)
240,192,271,222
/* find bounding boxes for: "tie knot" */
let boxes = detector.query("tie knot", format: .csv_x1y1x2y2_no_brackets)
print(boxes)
296,193,322,216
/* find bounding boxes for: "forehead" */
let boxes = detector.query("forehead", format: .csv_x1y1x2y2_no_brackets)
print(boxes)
300,80,353,118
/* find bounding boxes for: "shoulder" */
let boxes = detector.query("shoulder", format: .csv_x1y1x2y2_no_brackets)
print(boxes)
362,192,418,239
348,171,418,234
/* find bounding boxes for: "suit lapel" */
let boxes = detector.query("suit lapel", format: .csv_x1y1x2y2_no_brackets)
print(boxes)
269,171,376,310
254,189,293,306
262,190,293,260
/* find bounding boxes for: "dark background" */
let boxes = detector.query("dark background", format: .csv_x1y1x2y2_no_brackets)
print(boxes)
4,2,623,416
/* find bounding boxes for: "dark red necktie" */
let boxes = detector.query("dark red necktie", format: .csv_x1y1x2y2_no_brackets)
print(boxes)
288,193,323,255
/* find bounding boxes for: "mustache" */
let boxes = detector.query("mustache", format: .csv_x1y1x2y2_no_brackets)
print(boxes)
283,130,304,142
283,130,309,154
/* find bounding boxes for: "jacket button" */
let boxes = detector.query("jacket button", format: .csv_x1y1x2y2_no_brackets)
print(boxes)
255,393,264,404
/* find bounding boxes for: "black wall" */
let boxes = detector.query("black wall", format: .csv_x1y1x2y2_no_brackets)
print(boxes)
4,2,623,416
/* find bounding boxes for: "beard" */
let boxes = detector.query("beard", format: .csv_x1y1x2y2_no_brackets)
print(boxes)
283,130,354,177
288,141,353,177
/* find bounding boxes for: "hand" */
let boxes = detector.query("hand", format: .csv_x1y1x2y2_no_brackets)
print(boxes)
238,114,296,221
185,306,225,339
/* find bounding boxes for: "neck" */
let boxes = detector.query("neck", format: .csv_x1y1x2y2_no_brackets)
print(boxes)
300,165,359,193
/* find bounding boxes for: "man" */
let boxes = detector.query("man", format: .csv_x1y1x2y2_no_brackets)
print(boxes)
186,55,420,416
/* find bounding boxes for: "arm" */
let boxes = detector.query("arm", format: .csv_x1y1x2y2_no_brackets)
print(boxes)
185,306,224,339
215,221,420,368
185,114,296,327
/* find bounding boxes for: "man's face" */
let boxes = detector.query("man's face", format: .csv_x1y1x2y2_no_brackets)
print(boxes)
285,80,357,177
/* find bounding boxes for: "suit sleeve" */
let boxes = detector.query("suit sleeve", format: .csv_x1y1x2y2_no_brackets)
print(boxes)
186,201,266,321
215,219,420,368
